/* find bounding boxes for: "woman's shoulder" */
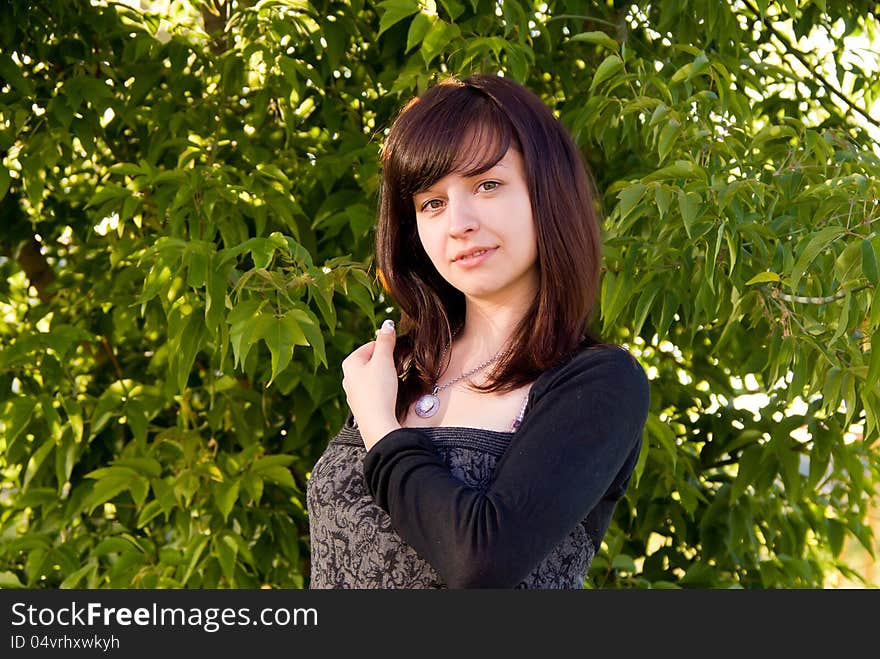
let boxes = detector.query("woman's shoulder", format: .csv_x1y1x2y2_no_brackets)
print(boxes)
531,342,649,402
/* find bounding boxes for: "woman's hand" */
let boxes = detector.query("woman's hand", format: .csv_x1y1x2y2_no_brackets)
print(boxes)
341,319,402,450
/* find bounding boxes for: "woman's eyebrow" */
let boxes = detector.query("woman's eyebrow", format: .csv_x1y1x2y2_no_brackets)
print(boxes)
413,185,437,197
460,161,509,178
476,159,510,174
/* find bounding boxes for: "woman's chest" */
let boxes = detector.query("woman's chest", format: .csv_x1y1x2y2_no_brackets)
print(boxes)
401,381,532,433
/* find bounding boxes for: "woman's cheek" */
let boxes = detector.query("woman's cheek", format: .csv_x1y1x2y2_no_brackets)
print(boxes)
419,231,445,271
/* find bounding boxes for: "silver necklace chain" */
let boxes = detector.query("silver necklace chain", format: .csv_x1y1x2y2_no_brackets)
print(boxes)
429,343,507,395
413,330,511,419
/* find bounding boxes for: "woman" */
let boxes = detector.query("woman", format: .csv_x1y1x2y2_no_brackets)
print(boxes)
306,74,649,588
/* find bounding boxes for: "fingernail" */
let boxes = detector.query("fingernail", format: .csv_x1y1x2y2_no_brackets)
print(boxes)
381,319,395,334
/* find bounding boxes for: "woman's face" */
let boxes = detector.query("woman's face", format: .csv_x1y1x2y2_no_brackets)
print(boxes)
412,147,539,308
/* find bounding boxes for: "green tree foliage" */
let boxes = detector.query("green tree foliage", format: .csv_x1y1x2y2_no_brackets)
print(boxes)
1,0,878,588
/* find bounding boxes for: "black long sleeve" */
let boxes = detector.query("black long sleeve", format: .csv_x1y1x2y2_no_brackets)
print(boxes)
362,345,650,588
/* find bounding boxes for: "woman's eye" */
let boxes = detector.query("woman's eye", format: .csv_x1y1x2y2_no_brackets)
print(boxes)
479,181,500,192
420,199,444,212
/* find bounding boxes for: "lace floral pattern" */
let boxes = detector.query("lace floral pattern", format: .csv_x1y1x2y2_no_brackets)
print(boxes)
307,421,596,589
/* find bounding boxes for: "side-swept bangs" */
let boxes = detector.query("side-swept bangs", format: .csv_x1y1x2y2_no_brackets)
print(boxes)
381,81,518,201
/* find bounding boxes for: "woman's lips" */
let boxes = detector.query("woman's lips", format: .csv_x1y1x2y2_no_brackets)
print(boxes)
453,247,497,268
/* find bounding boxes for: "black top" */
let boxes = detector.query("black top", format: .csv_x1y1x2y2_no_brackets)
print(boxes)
307,344,650,589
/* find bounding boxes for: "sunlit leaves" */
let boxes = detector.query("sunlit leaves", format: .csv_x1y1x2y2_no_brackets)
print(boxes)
1,0,879,592
590,54,624,92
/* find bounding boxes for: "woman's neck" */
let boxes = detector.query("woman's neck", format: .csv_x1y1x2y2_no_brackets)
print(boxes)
453,298,528,365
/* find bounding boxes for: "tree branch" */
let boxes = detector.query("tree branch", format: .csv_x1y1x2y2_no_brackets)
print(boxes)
771,282,872,305
741,0,880,130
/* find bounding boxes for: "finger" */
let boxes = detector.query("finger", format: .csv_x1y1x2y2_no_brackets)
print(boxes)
342,341,376,373
372,319,396,360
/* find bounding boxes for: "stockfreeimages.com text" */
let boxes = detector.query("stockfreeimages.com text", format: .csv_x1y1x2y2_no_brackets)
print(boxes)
10,601,317,633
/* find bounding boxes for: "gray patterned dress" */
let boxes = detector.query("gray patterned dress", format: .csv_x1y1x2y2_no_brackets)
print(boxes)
307,420,595,588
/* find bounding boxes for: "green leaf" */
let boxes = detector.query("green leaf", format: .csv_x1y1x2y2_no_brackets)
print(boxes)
129,475,150,509
590,55,624,92
182,534,209,586
39,392,62,443
570,31,619,52
186,247,209,289
633,280,662,337
790,226,846,292
0,166,10,201
644,160,705,183
205,255,230,334
85,475,133,514
670,62,693,84
242,472,264,506
55,434,78,491
59,563,96,589
677,190,701,238
645,412,677,469
288,306,327,371
4,397,37,445
688,52,710,80
778,448,801,500
866,330,880,387
377,0,420,37
657,120,679,163
124,399,150,444
731,445,764,501
600,270,626,334
85,185,129,209
252,454,295,471
438,0,465,20
258,466,297,490
213,479,240,522
872,284,880,329
654,184,672,218
214,534,238,586
152,478,176,517
22,438,55,492
0,571,25,588
834,239,861,284
89,387,124,440
656,291,679,340
136,500,164,528
406,12,433,53
228,298,264,369
420,20,460,66
862,238,879,285
307,274,337,332
826,518,846,557
247,237,276,269
113,457,162,478
343,275,377,326
707,221,725,293
174,312,205,393
60,397,84,444
252,312,309,385
745,271,782,285
631,433,649,489
504,43,530,81
617,183,647,222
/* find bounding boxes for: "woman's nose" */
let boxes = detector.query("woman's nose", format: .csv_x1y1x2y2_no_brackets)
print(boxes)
446,196,479,236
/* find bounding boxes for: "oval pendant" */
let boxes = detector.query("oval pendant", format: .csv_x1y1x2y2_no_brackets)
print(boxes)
414,393,440,418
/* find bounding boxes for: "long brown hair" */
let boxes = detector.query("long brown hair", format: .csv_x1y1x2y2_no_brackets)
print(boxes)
375,74,605,422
